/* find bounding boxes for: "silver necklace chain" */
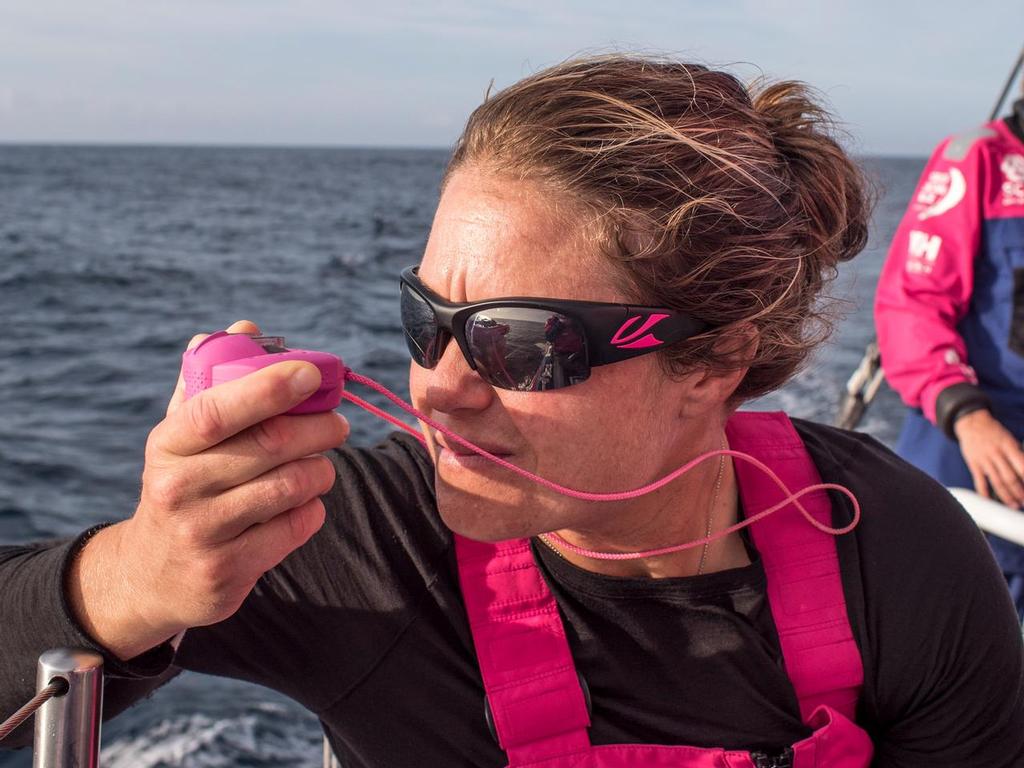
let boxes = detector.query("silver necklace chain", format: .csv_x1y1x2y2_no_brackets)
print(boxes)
697,443,727,575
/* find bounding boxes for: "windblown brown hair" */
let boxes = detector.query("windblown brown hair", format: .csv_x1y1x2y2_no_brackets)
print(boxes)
445,56,871,401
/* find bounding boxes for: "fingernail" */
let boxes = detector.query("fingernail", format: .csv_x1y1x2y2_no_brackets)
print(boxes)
291,365,321,395
186,333,208,351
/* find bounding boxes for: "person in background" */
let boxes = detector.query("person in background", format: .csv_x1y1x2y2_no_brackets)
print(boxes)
875,92,1024,617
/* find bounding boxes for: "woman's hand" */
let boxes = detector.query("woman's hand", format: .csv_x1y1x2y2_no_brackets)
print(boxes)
68,321,349,660
954,409,1024,509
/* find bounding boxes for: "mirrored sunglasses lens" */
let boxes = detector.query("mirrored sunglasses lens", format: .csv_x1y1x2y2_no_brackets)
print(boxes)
466,308,589,391
400,284,444,367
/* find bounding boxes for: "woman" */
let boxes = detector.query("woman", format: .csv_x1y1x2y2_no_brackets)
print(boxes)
2,57,1022,766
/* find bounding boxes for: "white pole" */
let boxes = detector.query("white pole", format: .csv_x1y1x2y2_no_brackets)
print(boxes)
948,487,1024,548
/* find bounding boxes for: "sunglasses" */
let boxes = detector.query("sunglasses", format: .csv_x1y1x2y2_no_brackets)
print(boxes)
399,266,706,391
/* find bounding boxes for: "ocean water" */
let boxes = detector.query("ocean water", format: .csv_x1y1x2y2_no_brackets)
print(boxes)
0,146,922,766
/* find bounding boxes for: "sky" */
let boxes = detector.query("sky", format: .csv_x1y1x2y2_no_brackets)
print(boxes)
0,1,1021,155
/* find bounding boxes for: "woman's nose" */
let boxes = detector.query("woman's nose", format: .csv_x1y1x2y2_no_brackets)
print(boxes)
417,338,495,415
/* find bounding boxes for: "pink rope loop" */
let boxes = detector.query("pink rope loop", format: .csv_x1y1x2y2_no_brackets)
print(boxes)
341,369,860,560
544,480,858,560
341,389,423,442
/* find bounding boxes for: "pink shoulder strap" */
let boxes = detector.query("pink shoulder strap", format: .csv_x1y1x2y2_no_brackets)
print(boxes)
454,536,591,764
455,410,864,763
725,411,864,722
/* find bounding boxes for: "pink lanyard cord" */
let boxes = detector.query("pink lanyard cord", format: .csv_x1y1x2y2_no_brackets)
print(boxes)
341,369,861,561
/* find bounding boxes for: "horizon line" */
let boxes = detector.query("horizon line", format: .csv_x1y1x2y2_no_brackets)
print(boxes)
0,139,927,160
0,139,454,153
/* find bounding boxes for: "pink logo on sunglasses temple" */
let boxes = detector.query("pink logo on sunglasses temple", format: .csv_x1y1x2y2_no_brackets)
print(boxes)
609,313,670,349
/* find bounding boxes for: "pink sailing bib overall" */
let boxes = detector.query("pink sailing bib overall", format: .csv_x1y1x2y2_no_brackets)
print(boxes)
455,412,874,767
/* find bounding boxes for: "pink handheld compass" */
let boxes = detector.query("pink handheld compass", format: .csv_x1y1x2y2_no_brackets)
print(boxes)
182,331,344,414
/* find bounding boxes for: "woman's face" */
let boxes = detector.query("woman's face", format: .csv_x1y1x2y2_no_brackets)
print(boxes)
411,166,724,542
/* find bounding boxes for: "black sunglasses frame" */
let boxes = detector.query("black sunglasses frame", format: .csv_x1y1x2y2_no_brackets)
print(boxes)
400,266,707,384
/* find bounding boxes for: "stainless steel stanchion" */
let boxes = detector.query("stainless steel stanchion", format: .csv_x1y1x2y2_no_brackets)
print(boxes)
32,648,103,768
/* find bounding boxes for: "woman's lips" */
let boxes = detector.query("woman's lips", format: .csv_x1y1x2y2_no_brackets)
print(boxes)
433,433,513,468
438,448,511,471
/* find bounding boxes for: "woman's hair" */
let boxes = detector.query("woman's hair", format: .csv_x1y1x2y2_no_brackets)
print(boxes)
445,56,871,401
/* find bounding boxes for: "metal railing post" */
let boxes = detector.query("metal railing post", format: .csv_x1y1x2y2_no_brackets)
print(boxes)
32,648,103,768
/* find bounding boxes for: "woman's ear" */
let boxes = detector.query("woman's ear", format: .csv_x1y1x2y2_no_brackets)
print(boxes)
675,324,759,419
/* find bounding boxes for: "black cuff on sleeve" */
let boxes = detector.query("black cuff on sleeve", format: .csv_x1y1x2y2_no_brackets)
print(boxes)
57,524,178,679
935,383,993,441
0,526,179,749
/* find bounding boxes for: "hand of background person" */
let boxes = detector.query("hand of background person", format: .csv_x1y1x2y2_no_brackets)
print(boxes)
67,320,349,660
954,409,1024,509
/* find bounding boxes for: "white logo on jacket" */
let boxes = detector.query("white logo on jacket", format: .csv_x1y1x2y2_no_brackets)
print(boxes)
1001,154,1024,207
943,349,979,383
916,169,966,220
906,230,942,274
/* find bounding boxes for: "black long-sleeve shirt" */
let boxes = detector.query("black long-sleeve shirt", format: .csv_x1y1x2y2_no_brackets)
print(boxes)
2,420,1023,766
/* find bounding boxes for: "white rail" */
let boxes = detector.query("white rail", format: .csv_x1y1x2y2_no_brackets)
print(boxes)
948,487,1024,547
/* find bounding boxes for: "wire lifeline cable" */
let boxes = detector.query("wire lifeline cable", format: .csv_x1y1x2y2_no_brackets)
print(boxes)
990,44,1024,122
0,678,69,743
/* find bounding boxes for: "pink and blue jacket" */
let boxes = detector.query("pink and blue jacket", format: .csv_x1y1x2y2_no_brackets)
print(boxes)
875,116,1024,437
